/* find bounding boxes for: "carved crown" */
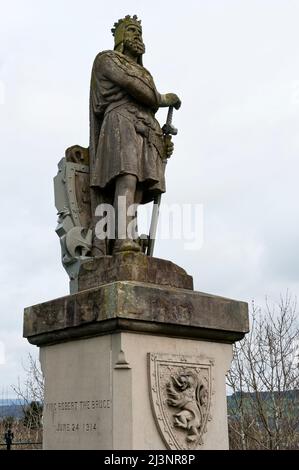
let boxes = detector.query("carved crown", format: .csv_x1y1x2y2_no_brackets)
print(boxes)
111,14,142,36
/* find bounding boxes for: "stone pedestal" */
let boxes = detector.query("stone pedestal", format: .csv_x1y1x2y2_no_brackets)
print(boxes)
23,256,249,450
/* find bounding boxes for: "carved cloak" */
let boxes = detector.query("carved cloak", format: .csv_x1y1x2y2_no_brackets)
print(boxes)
89,50,166,204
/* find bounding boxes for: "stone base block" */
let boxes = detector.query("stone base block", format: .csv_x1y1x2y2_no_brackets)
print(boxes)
41,332,232,450
24,280,249,450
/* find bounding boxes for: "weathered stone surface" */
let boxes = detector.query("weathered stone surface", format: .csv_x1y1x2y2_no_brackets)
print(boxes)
23,281,249,346
77,252,193,291
41,332,233,450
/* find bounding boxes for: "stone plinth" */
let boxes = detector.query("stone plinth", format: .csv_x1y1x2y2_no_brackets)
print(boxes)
76,252,193,293
39,333,233,450
24,277,249,450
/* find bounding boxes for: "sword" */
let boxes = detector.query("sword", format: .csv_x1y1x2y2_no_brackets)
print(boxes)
147,106,178,256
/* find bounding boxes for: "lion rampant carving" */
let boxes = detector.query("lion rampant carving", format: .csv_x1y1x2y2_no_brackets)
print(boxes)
166,369,209,444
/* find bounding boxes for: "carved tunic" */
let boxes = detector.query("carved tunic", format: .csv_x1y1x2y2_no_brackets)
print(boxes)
89,50,165,203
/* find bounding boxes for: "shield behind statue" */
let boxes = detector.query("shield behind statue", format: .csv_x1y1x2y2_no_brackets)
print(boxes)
54,145,92,272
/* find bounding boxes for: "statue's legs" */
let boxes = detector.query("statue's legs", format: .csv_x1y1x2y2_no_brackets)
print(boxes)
113,174,141,253
90,175,143,255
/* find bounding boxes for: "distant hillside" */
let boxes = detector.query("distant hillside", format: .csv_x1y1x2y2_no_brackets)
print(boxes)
0,399,25,419
228,389,299,403
0,399,24,406
0,405,24,419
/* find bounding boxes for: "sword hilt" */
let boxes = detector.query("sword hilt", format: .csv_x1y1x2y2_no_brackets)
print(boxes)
167,106,174,126
162,106,177,136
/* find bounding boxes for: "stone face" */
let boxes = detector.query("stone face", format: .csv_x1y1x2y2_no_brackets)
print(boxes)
40,332,232,450
77,252,193,292
23,281,248,346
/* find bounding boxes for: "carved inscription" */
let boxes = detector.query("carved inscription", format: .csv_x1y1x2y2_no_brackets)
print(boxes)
55,423,97,432
44,398,111,434
45,399,111,412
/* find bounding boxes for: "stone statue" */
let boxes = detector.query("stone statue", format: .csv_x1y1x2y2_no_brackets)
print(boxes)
25,16,249,454
54,15,181,286
89,14,181,256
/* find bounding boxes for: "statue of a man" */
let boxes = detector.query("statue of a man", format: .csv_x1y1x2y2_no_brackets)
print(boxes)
89,15,181,255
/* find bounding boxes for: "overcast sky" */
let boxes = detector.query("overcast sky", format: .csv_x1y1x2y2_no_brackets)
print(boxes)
0,0,299,395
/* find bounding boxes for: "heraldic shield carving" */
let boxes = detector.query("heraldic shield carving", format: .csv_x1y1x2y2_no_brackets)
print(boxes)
148,353,214,450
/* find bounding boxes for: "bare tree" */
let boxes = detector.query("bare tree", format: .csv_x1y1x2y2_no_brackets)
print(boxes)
227,292,299,450
10,353,44,447
12,353,44,406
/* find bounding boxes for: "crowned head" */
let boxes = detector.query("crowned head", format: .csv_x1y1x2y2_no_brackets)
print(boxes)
111,15,145,63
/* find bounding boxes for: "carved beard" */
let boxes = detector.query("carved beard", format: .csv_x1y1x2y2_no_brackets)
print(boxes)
124,38,145,56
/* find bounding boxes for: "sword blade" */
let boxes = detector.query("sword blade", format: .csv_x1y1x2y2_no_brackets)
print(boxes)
147,106,174,256
147,194,161,256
